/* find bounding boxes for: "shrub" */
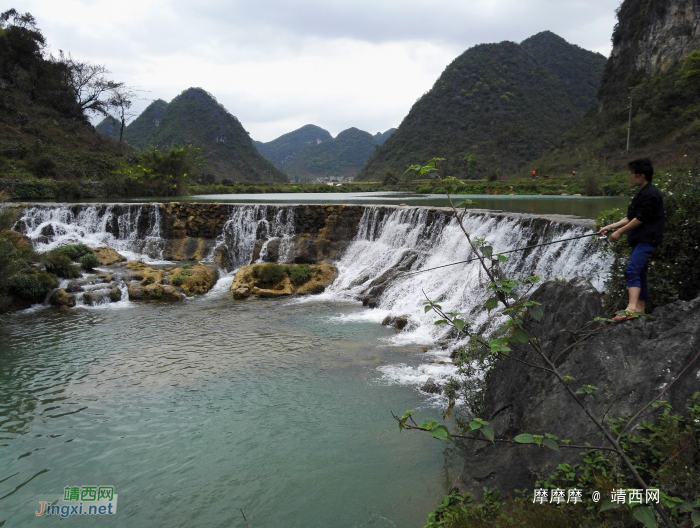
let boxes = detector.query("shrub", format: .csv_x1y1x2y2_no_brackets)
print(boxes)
43,251,81,278
142,276,155,285
252,263,286,286
171,275,184,286
287,264,312,285
79,253,100,270
8,271,58,302
55,244,93,260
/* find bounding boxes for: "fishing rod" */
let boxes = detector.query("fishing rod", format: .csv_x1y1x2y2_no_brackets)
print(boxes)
399,229,616,277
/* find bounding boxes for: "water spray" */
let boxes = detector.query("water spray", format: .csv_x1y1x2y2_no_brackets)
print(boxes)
400,229,616,277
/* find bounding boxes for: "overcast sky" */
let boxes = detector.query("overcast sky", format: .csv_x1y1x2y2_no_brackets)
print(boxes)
16,0,620,142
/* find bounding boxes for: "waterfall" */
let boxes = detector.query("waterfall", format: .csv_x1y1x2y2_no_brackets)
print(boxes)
11,201,611,397
324,206,610,392
15,204,166,261
215,205,296,268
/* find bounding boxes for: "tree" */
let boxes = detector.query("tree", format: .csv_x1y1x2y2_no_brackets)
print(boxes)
107,86,139,144
679,50,700,91
0,8,38,30
55,51,121,116
382,169,399,186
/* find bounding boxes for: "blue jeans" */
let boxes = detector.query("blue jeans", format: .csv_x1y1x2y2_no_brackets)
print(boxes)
624,243,656,300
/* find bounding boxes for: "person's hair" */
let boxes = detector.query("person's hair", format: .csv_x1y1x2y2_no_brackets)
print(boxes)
628,158,654,182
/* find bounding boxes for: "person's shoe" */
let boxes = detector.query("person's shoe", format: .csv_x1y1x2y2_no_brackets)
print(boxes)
612,309,639,322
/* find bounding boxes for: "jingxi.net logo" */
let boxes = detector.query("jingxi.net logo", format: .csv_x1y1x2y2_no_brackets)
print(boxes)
35,485,118,518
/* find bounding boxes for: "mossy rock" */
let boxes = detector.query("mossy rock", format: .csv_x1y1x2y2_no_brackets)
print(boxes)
168,263,218,296
231,262,337,299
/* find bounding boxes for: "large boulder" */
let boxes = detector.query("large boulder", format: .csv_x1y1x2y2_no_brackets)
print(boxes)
168,263,218,296
92,247,127,265
125,262,184,302
456,277,700,499
230,262,338,299
50,288,75,308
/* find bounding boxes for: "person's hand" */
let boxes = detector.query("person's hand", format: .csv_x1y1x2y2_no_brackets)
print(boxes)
597,226,610,236
610,230,621,242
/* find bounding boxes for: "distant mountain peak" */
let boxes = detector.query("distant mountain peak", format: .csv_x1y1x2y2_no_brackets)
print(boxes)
358,32,606,180
122,87,287,183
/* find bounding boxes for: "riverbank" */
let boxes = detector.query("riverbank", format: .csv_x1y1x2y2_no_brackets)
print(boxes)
0,173,635,201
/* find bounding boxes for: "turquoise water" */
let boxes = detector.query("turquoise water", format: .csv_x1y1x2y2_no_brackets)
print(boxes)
0,289,457,527
69,193,628,219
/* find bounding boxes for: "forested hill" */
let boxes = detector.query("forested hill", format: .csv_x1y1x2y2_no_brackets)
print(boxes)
357,32,606,181
254,125,395,179
254,124,332,168
121,88,287,183
0,12,122,184
535,0,700,172
374,128,396,145
280,127,378,180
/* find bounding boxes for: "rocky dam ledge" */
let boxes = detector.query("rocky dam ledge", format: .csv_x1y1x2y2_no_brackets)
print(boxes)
456,277,700,500
15,203,595,268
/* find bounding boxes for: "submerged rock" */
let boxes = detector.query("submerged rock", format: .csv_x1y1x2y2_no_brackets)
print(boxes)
381,314,410,330
420,378,442,394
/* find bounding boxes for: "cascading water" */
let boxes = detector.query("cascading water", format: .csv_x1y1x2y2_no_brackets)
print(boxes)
11,202,610,394
215,205,296,268
15,204,166,261
324,206,611,392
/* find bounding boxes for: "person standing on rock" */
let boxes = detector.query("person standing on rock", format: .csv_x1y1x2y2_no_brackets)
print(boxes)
597,158,665,321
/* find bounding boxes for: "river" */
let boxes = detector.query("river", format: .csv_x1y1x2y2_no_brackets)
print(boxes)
0,197,615,527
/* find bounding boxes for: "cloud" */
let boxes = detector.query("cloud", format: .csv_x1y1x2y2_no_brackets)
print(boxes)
17,0,620,141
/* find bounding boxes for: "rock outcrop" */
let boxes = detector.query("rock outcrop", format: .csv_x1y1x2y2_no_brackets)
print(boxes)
456,277,700,499
125,262,183,302
92,247,126,265
123,261,217,301
230,262,338,299
168,263,218,296
50,288,75,308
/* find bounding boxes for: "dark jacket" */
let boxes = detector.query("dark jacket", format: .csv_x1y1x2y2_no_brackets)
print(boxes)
626,183,665,246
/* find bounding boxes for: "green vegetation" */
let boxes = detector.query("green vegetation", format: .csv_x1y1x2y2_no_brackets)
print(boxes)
424,395,700,528
121,88,287,184
251,263,314,287
252,263,287,286
281,127,379,180
398,159,699,528
373,128,396,146
596,166,700,311
54,244,92,260
43,251,81,278
358,31,606,181
537,7,700,173
190,181,376,194
0,205,60,309
254,124,333,169
43,244,96,277
287,264,311,286
0,10,123,191
115,144,200,196
79,252,100,270
253,125,396,181
171,275,184,286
